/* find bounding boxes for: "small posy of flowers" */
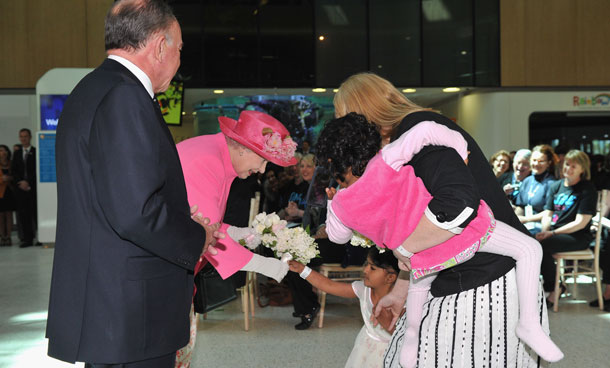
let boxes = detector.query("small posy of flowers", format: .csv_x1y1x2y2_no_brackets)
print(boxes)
241,212,320,264
263,132,298,163
350,231,385,253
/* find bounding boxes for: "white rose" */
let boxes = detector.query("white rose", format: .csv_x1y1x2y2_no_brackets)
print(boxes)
255,223,266,234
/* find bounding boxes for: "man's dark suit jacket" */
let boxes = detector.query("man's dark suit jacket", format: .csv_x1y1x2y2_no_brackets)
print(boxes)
46,59,206,364
11,146,36,190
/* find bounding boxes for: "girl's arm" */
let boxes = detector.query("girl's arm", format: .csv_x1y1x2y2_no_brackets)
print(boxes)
325,198,354,244
381,120,468,171
288,261,357,298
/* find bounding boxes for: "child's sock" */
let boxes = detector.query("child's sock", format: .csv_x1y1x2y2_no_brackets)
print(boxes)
399,276,434,368
482,221,564,362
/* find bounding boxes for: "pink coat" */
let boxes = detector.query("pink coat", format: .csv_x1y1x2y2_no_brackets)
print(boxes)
177,133,253,278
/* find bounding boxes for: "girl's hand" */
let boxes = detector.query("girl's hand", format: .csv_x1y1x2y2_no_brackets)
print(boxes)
288,260,305,273
325,187,337,200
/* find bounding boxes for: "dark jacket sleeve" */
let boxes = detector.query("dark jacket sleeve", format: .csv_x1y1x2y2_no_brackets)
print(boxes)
409,145,480,232
88,84,205,270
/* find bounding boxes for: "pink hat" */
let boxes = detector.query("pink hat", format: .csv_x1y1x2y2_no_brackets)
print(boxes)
219,110,298,167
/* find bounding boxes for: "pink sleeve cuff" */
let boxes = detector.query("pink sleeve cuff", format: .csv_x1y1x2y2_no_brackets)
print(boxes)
204,222,254,279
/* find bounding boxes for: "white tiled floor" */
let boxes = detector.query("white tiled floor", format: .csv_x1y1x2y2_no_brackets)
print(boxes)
1,240,609,368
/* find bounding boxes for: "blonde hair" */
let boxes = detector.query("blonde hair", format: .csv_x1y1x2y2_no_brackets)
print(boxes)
564,150,591,180
300,153,315,167
333,73,431,131
490,150,511,167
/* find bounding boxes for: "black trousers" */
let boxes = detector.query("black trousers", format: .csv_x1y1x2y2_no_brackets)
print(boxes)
14,188,35,243
85,352,176,368
540,232,592,292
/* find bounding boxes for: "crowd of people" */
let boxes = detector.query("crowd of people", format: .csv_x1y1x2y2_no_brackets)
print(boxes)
1,0,602,367
0,128,39,247
490,146,610,309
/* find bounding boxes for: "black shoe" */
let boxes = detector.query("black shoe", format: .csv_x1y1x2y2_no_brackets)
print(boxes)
292,311,302,318
294,304,320,330
589,298,610,308
35,241,42,246
19,242,33,248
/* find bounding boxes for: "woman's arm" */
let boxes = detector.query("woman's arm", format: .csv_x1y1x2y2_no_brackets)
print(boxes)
519,211,545,224
288,261,357,298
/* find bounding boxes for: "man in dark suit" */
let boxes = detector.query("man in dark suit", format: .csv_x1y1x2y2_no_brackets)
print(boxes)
11,128,37,247
46,1,219,367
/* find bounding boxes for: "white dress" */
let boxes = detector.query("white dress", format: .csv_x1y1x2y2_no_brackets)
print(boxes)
345,281,393,368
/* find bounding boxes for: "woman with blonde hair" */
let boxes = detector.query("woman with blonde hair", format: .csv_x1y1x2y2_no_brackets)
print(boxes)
333,72,550,367
536,149,598,306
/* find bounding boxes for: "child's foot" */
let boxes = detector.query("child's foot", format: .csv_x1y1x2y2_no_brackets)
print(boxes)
516,323,564,362
399,328,419,368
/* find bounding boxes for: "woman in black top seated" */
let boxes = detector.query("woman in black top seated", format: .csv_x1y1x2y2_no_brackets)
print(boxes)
536,150,598,305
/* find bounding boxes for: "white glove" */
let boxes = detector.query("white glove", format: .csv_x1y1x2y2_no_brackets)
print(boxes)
241,253,289,283
227,226,261,249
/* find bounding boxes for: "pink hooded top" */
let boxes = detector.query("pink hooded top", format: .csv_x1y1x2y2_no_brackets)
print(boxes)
326,121,495,278
177,133,253,279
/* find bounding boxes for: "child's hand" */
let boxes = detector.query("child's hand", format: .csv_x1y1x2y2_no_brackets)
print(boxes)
288,260,305,273
375,307,405,334
325,187,337,200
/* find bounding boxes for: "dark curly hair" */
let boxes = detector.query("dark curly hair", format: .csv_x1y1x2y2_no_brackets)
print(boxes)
315,112,381,182
368,248,399,274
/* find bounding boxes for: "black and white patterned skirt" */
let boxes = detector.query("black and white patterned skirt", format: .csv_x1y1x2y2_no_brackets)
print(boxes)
383,268,551,368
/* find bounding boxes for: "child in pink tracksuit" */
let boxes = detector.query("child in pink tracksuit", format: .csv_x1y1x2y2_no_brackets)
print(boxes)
316,113,563,367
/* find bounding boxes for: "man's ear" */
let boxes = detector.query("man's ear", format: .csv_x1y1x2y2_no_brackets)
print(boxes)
152,32,167,62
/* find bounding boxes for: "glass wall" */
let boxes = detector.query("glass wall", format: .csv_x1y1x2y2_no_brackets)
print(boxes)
171,0,499,88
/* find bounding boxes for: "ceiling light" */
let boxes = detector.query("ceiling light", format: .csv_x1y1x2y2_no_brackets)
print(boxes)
318,35,325,41
333,89,339,93
312,88,326,93
442,87,460,93
213,90,224,94
402,88,416,93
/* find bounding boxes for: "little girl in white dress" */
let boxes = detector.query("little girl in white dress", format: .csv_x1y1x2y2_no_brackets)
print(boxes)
289,248,402,368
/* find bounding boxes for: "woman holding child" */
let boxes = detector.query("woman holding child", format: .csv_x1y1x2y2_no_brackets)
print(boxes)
327,72,552,367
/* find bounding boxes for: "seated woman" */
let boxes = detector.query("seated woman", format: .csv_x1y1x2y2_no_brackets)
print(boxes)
317,113,563,367
536,150,598,305
490,149,512,182
500,149,532,205
514,144,558,235
279,153,315,223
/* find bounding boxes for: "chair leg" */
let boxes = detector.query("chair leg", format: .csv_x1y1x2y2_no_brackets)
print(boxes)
249,279,255,317
553,260,562,312
242,286,249,331
595,270,604,311
318,291,327,328
572,260,579,296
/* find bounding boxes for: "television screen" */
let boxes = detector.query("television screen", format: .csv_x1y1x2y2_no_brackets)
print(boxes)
155,81,184,125
40,94,69,131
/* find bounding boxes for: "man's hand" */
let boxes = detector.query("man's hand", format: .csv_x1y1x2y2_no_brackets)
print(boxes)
190,205,223,256
17,180,30,191
372,277,409,328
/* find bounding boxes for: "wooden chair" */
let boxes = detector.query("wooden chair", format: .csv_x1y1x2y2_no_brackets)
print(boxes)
552,190,607,312
238,192,260,330
316,263,364,328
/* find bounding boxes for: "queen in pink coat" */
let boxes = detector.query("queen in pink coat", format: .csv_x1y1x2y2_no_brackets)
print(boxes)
174,110,298,366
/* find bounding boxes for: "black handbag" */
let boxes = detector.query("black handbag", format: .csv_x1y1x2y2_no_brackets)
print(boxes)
193,263,237,314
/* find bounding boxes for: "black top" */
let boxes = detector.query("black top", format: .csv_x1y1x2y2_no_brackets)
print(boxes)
393,111,526,297
545,179,597,238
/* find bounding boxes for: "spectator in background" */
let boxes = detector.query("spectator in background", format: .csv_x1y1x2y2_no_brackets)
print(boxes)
0,145,16,246
279,153,315,223
490,149,512,181
500,149,532,205
591,154,609,190
11,128,37,247
553,143,570,179
514,145,558,235
300,140,313,155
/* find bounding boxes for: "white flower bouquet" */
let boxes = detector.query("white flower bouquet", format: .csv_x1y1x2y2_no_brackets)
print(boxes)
350,231,385,253
241,212,320,264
